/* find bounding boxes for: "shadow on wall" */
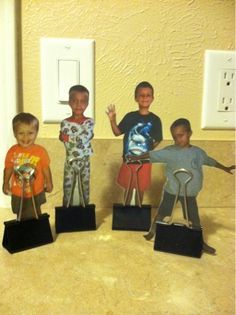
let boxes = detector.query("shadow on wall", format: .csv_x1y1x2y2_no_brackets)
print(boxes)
90,140,123,208
91,160,123,226
145,163,166,207
37,138,65,210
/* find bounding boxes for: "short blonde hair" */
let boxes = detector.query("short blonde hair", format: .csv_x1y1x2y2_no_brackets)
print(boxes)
12,112,39,133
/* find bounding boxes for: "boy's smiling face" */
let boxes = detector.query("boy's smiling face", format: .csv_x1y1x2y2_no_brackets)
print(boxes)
14,123,38,148
171,125,192,148
135,87,154,109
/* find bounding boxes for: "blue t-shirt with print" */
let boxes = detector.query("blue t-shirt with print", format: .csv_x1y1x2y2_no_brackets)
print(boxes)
118,111,162,159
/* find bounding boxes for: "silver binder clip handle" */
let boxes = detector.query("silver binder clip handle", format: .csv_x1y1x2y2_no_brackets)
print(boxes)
15,165,38,221
66,157,86,208
124,157,143,207
173,168,193,228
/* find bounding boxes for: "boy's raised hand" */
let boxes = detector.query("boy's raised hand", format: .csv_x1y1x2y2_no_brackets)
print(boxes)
106,104,116,121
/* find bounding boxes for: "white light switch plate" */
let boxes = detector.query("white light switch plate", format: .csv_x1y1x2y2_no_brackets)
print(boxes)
201,50,236,129
41,38,95,123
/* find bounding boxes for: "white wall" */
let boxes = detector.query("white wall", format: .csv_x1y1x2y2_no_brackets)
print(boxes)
0,0,18,207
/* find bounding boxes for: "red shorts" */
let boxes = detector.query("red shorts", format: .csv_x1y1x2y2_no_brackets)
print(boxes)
117,162,152,191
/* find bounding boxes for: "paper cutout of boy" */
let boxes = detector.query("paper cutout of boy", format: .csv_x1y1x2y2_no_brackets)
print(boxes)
59,85,94,207
3,113,53,219
106,81,163,206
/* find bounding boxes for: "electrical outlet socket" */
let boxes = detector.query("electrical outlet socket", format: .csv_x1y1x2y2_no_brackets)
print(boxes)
201,50,236,129
218,69,235,112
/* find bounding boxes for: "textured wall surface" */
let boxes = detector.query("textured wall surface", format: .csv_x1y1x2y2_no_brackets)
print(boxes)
21,0,235,140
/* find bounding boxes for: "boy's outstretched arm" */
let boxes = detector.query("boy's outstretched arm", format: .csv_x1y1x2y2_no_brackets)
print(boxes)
106,104,121,136
215,162,235,174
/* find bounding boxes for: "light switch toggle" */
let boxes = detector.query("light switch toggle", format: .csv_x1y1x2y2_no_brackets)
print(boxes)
58,59,80,102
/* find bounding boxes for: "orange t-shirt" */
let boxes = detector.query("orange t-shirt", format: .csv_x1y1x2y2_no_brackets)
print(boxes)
5,144,50,197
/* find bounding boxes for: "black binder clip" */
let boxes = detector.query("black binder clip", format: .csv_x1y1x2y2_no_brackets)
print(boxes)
55,157,96,233
2,165,53,254
112,159,151,231
153,168,203,258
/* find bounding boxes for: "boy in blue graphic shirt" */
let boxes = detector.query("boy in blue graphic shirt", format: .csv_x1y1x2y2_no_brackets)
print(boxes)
106,81,163,205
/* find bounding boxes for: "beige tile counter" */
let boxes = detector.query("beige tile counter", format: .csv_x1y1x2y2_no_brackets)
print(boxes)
0,205,235,315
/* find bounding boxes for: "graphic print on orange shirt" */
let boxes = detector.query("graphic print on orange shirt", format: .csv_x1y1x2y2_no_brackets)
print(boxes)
12,152,40,197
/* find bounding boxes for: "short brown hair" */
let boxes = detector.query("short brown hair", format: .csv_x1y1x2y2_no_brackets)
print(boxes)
170,118,192,132
134,81,154,98
69,85,89,101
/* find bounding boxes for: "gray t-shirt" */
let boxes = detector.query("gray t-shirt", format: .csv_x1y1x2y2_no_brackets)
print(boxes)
149,145,217,196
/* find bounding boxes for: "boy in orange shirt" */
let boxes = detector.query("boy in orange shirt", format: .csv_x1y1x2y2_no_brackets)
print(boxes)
2,113,53,219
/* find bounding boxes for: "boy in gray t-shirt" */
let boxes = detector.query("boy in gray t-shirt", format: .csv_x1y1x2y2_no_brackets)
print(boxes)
128,118,235,254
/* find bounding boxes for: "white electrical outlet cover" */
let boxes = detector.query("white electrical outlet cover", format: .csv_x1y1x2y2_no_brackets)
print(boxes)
201,50,236,129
